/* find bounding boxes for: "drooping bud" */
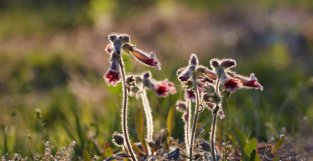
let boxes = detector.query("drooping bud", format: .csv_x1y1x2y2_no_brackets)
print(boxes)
104,57,121,86
123,43,161,70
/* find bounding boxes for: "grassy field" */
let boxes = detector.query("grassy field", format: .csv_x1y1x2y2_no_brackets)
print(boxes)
0,0,313,160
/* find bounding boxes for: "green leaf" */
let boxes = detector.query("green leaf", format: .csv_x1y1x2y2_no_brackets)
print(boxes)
248,149,256,161
135,108,145,142
83,148,91,161
167,107,175,137
272,135,286,154
244,138,257,157
245,138,261,161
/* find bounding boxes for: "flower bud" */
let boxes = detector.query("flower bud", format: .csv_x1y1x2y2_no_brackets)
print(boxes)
126,75,136,86
120,34,130,43
112,132,124,147
189,53,198,67
220,59,236,69
210,58,219,69
175,101,187,112
108,34,117,42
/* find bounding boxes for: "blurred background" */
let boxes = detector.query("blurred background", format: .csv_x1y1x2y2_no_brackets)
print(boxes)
0,0,313,158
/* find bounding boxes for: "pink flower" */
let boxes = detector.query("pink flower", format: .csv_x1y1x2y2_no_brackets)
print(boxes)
123,43,161,70
153,80,176,97
232,73,263,91
222,78,242,93
103,56,121,86
104,69,120,86
104,43,113,54
197,63,263,92
184,89,195,101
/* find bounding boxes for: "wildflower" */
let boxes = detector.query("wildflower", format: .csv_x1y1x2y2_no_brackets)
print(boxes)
197,58,263,93
134,72,177,97
230,73,263,91
123,43,161,70
221,78,242,93
153,80,176,97
103,55,121,86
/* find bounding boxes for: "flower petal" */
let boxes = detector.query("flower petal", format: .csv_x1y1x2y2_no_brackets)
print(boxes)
153,80,176,97
103,69,120,86
222,78,242,92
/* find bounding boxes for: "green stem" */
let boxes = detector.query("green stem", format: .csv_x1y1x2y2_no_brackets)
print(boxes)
119,59,137,161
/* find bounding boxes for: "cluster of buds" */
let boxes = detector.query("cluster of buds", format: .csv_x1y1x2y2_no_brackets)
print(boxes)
126,72,177,98
176,54,263,161
103,33,161,86
177,54,263,118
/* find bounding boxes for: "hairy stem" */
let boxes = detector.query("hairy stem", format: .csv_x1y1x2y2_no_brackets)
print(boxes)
119,59,137,161
184,100,192,154
211,79,220,161
189,82,200,160
211,107,219,161
223,99,229,161
140,89,153,155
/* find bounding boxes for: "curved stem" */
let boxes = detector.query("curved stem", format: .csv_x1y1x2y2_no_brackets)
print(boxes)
189,83,200,160
140,90,153,155
119,59,137,161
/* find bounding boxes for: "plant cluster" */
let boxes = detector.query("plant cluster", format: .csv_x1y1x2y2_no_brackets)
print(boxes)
103,33,267,161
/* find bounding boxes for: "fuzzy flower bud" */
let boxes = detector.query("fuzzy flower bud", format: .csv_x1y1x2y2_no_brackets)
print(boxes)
112,132,124,147
175,101,187,112
178,54,199,82
184,89,195,101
